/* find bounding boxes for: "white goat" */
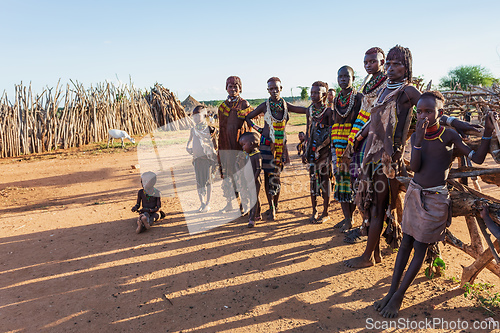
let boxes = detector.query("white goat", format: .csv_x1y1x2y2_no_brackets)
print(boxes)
108,129,135,148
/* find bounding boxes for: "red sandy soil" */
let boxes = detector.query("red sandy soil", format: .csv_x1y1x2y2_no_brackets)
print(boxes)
1,126,499,333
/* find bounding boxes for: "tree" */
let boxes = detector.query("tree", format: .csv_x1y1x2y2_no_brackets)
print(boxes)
440,65,498,90
297,86,309,100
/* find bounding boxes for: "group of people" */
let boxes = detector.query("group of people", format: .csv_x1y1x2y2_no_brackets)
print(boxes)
131,44,499,318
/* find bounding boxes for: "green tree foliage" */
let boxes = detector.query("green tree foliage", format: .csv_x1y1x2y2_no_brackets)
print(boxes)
440,65,498,90
297,86,309,100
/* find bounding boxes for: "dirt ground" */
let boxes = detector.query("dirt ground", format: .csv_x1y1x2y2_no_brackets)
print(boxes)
1,125,500,332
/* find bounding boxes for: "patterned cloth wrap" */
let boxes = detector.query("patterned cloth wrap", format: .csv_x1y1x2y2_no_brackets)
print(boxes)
307,116,331,197
332,122,353,202
260,136,281,196
402,180,451,244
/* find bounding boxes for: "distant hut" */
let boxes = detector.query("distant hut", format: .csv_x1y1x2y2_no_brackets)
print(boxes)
181,95,204,115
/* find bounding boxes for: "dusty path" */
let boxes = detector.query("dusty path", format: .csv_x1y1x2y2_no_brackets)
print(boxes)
1,131,499,332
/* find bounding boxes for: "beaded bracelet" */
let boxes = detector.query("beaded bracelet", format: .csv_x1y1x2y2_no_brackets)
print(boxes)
482,136,492,140
445,116,457,126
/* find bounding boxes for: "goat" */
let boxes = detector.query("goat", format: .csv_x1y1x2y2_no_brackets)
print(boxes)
108,129,135,148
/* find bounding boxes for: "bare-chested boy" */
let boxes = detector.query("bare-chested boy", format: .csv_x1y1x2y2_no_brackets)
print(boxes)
331,66,363,231
374,91,495,318
245,77,306,220
327,88,336,109
304,81,333,224
345,45,482,268
218,76,252,213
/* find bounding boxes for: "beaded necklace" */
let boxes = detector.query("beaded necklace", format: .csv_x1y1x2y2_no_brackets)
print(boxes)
424,122,445,142
373,80,407,108
363,72,387,94
334,89,356,118
387,80,405,90
265,98,288,167
269,98,285,119
218,96,240,117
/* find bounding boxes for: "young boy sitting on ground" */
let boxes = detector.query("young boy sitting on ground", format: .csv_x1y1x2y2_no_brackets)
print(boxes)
132,171,162,234
235,132,262,227
186,105,218,213
374,91,496,318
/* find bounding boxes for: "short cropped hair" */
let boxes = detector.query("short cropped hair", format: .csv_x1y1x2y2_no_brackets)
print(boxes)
365,47,385,58
312,81,329,91
387,45,413,81
239,132,259,145
192,105,206,114
419,90,446,106
338,65,354,77
267,77,281,84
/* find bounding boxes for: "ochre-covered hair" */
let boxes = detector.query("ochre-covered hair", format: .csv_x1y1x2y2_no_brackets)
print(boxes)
419,90,446,106
312,81,329,91
226,76,242,91
365,47,385,58
387,45,413,81
267,77,281,84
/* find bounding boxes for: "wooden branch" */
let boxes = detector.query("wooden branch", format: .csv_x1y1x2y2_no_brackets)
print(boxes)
448,167,500,180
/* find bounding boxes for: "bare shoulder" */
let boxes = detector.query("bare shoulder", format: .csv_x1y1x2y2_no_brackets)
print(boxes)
443,127,462,144
240,99,251,109
402,85,421,103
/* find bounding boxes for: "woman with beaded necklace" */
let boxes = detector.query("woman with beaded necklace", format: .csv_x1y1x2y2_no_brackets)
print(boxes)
245,77,307,221
331,66,363,232
218,76,253,213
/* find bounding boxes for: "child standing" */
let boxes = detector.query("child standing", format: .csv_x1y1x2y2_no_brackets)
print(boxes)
186,105,218,213
132,171,162,234
235,132,262,228
374,91,496,318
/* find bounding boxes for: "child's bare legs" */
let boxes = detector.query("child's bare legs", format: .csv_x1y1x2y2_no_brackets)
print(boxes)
310,193,319,222
204,183,212,211
379,236,428,318
136,214,151,233
339,202,355,231
374,233,414,311
197,189,206,212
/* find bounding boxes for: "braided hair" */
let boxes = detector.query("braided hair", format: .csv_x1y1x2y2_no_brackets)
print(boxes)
387,45,413,82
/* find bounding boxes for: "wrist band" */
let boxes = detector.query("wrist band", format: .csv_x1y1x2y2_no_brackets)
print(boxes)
482,136,492,140
468,150,475,160
446,116,457,126
413,146,422,150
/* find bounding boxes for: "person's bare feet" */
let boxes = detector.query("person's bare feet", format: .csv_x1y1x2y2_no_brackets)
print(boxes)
380,293,404,318
374,293,393,312
333,218,346,229
268,207,276,221
201,204,210,213
344,256,375,268
142,218,151,230
309,210,319,223
374,247,382,263
220,202,233,213
340,219,352,232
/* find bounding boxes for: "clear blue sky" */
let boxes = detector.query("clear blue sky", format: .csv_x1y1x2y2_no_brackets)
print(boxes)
1,0,499,102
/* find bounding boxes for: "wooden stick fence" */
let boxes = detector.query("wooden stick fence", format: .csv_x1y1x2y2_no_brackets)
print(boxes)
0,81,192,158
